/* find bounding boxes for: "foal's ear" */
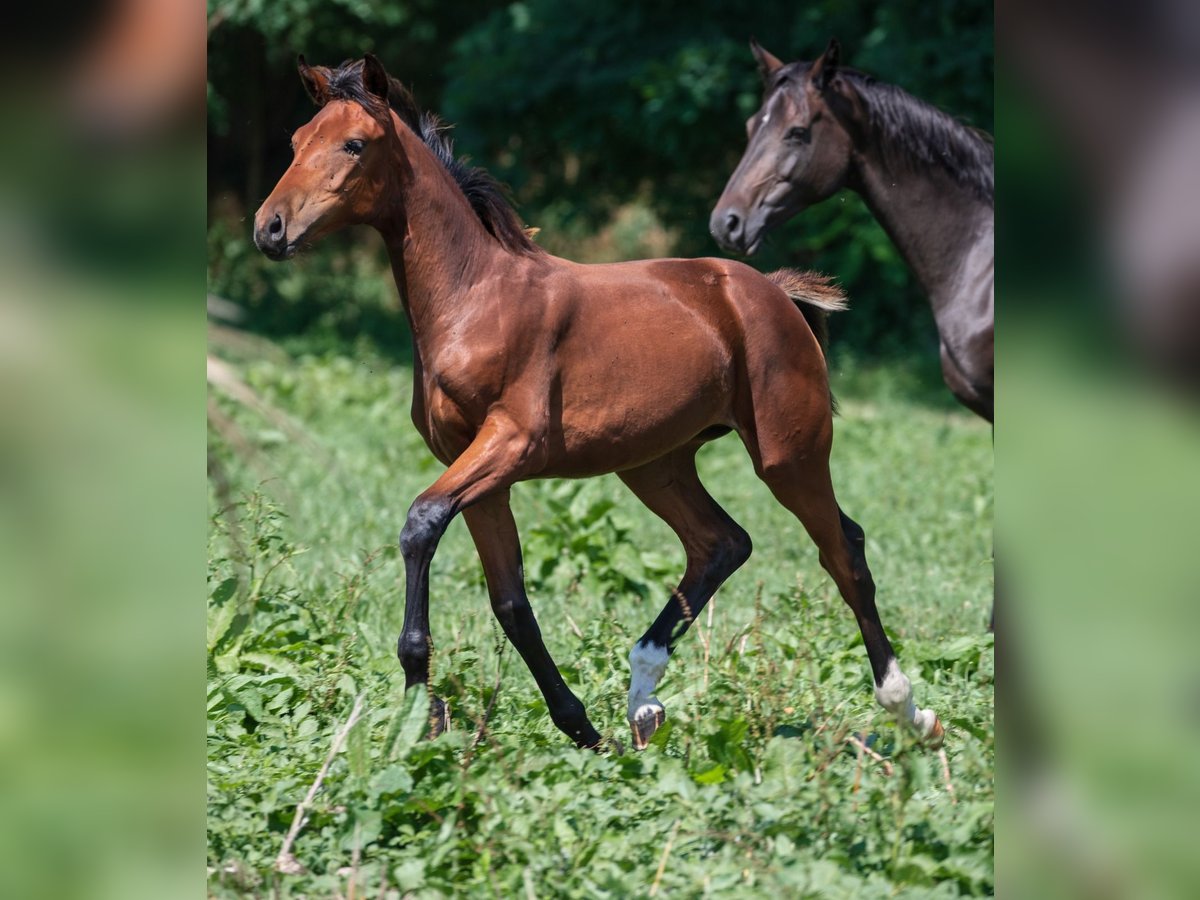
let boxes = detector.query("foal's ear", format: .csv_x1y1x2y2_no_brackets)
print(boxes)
362,53,390,103
298,55,331,106
810,38,841,91
749,37,784,82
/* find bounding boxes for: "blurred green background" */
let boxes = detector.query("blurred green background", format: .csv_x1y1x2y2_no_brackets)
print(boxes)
207,0,992,371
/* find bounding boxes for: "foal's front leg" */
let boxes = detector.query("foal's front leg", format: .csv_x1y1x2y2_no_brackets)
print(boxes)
463,493,602,748
395,418,534,737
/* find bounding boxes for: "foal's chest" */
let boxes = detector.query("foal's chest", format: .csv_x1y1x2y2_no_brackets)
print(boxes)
412,352,500,464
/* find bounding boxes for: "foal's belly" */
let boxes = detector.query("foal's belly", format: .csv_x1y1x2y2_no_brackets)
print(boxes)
539,412,729,478
538,363,735,477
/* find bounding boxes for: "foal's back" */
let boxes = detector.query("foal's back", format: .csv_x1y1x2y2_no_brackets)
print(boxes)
503,254,828,477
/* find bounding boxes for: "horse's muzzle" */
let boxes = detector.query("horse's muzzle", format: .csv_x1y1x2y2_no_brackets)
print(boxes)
253,210,293,261
709,206,761,256
709,206,743,252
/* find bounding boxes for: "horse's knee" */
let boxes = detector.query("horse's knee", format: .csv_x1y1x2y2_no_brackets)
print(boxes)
399,496,452,561
396,630,431,679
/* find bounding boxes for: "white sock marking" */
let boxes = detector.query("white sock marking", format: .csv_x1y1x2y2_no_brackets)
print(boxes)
875,658,939,740
628,641,669,723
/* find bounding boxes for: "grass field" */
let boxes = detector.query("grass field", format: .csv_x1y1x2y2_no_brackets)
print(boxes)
207,344,993,897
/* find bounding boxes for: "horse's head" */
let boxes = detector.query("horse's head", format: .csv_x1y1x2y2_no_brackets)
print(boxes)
254,55,398,260
711,39,856,255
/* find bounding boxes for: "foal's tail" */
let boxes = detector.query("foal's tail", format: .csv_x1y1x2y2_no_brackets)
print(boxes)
765,268,847,358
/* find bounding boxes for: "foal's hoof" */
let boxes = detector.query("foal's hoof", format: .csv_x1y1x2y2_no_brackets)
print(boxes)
630,704,665,751
911,708,944,749
594,735,626,755
922,716,945,750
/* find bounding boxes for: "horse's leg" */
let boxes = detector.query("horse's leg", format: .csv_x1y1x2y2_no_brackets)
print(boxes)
747,424,944,745
395,417,533,738
617,447,752,749
462,492,602,749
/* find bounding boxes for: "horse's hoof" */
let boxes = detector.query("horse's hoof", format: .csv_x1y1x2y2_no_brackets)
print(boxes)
922,716,945,749
428,697,449,739
596,735,626,755
630,705,665,751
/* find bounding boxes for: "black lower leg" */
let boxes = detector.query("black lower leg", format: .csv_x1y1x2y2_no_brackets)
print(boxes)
493,589,600,748
396,497,453,734
837,509,895,685
639,529,752,651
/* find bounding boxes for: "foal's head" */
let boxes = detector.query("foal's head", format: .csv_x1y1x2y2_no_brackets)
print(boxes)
254,55,398,260
711,39,856,256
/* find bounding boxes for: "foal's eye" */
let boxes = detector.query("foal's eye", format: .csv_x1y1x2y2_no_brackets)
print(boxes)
344,139,365,156
785,126,811,144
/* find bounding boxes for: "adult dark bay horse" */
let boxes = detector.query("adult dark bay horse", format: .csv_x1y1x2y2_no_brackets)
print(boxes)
253,55,943,750
712,40,994,422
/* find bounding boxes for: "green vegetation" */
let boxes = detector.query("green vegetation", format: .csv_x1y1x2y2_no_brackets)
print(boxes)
207,348,993,897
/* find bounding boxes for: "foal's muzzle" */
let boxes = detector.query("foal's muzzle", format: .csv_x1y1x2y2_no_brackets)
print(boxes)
253,209,293,260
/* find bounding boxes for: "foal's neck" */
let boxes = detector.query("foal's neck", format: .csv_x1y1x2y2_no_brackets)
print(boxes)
376,123,508,342
849,142,992,313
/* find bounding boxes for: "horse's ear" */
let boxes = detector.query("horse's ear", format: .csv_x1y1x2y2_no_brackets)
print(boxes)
362,53,390,103
298,55,330,106
749,37,784,82
810,38,841,91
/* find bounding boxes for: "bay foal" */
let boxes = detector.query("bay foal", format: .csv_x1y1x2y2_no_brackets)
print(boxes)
253,55,943,750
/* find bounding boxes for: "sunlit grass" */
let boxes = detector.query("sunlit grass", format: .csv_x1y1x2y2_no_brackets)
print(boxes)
208,347,992,896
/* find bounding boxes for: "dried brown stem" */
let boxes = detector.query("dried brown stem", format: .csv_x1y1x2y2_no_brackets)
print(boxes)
649,819,681,897
276,693,367,874
938,746,958,804
845,733,894,777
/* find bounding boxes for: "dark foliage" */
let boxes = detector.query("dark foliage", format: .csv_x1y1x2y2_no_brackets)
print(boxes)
208,0,992,361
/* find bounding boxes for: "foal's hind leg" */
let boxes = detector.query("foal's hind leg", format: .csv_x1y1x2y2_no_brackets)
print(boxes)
462,493,603,749
750,435,943,745
618,447,752,749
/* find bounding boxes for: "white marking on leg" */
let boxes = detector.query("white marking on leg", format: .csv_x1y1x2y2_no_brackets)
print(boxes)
628,641,669,724
875,658,939,740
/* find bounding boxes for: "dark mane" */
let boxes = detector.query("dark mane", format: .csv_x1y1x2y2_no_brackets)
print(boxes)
323,59,542,255
789,63,994,202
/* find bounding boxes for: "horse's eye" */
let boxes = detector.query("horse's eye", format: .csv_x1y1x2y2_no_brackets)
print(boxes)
344,139,365,156
785,126,811,144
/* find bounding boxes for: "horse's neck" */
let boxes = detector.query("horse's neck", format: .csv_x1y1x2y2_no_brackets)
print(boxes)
850,148,992,315
377,128,505,345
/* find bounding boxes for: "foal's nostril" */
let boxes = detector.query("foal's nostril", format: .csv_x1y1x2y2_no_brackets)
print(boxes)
724,211,742,238
268,213,283,237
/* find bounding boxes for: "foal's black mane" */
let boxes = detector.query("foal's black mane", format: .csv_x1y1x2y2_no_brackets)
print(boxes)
782,62,994,202
323,59,541,255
